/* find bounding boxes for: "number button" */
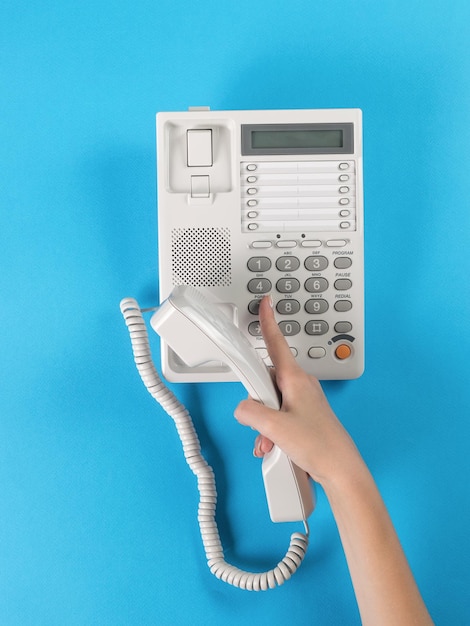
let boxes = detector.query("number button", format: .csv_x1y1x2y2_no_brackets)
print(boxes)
279,321,301,336
305,256,328,271
276,256,300,272
247,257,272,272
277,299,301,315
305,277,328,293
248,278,272,294
248,299,260,315
305,299,329,314
276,278,300,293
248,321,262,336
305,320,329,335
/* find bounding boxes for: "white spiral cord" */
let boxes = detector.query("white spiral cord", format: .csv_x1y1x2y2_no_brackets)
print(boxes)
120,297,309,590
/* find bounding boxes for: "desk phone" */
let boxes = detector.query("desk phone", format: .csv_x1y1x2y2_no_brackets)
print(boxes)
157,107,364,381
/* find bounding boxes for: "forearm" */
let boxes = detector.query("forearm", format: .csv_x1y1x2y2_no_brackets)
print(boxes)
322,459,434,625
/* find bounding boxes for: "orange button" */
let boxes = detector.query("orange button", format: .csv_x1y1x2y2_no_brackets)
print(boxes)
335,343,352,360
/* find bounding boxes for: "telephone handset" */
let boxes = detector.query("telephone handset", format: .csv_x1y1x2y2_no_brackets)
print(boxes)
121,286,313,590
150,285,314,523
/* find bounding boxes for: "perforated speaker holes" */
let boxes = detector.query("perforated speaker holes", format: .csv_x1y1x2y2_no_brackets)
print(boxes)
171,227,232,287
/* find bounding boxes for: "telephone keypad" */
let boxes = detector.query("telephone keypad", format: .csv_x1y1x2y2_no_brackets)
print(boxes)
247,248,356,362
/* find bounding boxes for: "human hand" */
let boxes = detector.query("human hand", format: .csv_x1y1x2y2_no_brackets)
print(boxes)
234,296,361,486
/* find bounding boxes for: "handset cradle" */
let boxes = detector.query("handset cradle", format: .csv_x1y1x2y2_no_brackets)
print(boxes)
150,285,314,523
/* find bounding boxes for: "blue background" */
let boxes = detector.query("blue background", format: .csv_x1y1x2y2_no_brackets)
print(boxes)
1,1,469,624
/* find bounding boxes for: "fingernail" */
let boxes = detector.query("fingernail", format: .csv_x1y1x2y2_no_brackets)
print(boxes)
268,294,274,308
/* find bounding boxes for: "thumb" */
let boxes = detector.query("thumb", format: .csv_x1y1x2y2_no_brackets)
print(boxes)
234,397,280,439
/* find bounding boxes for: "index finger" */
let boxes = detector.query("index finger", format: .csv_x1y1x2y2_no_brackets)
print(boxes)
259,295,299,374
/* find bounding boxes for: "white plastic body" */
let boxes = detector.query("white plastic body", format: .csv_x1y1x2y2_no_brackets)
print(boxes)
156,107,364,382
151,285,314,523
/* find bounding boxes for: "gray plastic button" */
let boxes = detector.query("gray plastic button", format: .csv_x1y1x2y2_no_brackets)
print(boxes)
305,298,328,314
334,279,352,290
276,278,300,293
305,320,329,335
305,256,328,271
335,321,353,333
305,277,328,293
247,278,272,293
278,321,301,336
276,299,300,315
334,257,352,269
276,256,300,271
247,257,271,272
334,300,353,312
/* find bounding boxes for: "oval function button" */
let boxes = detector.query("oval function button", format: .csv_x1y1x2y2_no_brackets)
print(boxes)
339,198,350,205
339,186,350,194
308,347,326,359
247,187,258,195
335,321,353,333
334,279,352,290
247,176,257,183
247,199,258,206
246,163,257,171
248,223,258,230
305,255,328,271
339,174,349,182
276,240,297,248
301,240,322,248
339,162,350,170
334,300,353,312
340,222,351,229
247,211,258,218
334,257,352,269
251,241,272,249
247,256,271,272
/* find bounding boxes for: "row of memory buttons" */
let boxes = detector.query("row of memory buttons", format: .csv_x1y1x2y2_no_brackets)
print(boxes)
251,239,350,249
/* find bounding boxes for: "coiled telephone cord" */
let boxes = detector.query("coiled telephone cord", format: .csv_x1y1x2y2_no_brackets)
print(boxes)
120,298,309,590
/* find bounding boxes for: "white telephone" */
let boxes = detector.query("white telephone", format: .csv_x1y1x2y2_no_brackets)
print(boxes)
121,107,364,590
157,107,364,382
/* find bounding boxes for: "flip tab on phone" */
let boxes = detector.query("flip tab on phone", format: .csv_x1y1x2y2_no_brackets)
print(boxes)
150,285,315,523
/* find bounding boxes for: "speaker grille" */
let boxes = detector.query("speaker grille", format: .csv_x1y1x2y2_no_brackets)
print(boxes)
171,227,232,287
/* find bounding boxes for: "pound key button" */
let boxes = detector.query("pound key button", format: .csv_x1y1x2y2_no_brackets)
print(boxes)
335,344,352,360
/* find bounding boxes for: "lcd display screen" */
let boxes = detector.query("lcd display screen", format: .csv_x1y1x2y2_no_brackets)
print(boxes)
251,129,343,150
